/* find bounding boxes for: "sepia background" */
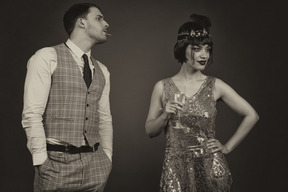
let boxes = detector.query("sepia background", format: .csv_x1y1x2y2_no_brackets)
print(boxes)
0,0,287,191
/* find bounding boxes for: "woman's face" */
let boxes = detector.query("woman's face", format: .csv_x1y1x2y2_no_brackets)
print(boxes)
185,44,211,70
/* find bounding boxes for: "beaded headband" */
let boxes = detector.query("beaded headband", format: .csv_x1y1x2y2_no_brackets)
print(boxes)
177,28,211,41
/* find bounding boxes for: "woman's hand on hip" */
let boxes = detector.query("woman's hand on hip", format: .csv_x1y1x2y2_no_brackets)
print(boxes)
207,138,229,154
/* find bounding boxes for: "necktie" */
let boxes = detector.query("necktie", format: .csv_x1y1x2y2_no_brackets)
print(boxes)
82,54,92,88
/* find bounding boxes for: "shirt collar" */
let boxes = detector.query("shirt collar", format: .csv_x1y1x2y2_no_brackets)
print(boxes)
65,39,91,60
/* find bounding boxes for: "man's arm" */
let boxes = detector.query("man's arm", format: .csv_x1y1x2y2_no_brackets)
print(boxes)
22,48,56,166
97,64,113,161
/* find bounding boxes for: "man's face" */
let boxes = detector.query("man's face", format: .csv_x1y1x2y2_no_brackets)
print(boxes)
83,7,109,44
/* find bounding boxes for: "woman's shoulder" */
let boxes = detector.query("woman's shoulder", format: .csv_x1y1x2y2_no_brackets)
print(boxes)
204,75,222,85
213,77,236,98
213,77,230,88
153,77,172,92
154,79,165,89
155,77,172,86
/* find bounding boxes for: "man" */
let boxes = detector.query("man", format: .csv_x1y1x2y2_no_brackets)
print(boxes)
22,3,113,191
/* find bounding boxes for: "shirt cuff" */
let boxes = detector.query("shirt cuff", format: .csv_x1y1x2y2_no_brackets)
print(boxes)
32,151,48,166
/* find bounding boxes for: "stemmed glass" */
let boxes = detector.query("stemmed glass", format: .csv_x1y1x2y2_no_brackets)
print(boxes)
173,91,186,129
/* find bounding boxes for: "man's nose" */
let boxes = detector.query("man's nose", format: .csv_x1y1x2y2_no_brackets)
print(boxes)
104,20,109,28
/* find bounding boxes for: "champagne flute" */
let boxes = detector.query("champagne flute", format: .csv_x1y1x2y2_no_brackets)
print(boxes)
173,91,186,129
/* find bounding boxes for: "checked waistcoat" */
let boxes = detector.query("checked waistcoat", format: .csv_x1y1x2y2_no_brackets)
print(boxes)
43,43,106,147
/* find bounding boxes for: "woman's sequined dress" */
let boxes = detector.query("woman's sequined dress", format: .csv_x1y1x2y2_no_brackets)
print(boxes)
160,76,232,192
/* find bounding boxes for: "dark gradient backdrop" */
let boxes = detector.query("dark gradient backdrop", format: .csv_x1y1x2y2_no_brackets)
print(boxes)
0,0,287,191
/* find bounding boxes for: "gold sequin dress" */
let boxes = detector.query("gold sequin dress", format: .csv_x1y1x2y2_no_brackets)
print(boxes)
160,76,232,192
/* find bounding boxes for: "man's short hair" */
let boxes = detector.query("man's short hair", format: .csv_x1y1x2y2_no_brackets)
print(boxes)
63,3,101,36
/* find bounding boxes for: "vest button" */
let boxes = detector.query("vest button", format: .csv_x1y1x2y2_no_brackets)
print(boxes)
87,91,90,94
86,117,88,120
87,104,89,107
84,130,87,133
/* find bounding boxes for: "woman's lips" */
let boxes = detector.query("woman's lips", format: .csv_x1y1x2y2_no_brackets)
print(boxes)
198,61,206,65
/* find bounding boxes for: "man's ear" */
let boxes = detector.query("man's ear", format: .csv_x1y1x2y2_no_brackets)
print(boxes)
78,18,85,28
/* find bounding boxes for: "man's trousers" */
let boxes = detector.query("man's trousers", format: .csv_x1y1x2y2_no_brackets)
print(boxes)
34,146,112,192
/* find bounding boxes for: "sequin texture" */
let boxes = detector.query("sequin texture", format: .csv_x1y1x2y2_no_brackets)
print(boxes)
160,77,232,192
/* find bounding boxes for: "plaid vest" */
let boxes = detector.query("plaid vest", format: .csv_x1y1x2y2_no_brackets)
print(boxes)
43,43,106,147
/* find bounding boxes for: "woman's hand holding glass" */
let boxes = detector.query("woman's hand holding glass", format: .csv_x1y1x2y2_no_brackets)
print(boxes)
173,92,186,128
162,92,186,128
163,99,183,120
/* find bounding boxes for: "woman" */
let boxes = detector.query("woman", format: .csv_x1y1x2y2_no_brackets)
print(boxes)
145,14,259,192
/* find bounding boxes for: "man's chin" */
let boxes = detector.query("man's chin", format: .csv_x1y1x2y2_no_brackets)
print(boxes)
95,37,107,44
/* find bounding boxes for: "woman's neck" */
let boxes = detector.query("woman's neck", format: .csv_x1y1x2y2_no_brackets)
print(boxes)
175,63,205,81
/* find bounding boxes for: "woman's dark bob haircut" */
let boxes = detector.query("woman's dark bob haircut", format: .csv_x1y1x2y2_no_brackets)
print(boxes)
174,14,213,64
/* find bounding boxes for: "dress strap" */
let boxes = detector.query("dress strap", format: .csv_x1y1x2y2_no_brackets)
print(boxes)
205,76,216,91
161,78,177,103
200,76,216,101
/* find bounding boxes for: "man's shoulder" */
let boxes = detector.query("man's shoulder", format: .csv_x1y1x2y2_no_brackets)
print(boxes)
31,47,57,60
92,59,109,70
51,43,66,49
35,43,64,52
34,42,64,54
33,43,69,58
